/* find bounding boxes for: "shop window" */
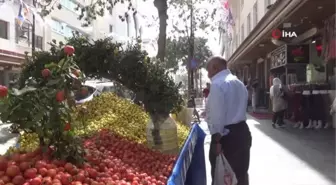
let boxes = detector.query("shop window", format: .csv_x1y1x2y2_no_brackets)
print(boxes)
35,35,43,49
0,20,8,39
15,22,31,44
253,2,258,27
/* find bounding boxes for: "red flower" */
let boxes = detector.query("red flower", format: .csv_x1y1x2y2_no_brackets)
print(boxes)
64,45,75,56
64,123,71,131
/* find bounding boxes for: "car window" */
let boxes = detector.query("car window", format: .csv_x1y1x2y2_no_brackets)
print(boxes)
75,85,96,101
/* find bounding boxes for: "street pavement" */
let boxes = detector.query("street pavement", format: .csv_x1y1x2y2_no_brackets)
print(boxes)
199,113,336,185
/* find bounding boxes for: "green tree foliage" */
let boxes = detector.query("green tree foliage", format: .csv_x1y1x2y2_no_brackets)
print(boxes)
0,49,85,163
18,36,183,146
165,36,212,72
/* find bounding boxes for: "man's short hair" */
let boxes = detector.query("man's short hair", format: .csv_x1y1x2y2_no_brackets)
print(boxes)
208,56,227,68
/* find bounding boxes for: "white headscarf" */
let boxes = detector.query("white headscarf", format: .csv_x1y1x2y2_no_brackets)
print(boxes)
270,78,282,97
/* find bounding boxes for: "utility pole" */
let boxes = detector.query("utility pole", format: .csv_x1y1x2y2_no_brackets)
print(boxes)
31,0,36,53
188,1,195,97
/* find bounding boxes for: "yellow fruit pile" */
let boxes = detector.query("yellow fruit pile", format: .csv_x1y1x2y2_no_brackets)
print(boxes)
14,93,190,153
73,93,149,142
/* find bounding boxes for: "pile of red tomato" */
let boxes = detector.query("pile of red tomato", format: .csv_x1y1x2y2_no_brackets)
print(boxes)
0,130,177,185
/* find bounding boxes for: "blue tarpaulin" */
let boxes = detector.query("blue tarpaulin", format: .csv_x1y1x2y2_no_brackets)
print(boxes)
167,124,206,185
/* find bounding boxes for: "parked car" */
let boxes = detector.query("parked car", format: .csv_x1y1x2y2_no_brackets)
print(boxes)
75,81,134,104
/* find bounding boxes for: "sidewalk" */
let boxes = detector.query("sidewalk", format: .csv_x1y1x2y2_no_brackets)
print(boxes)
198,112,335,185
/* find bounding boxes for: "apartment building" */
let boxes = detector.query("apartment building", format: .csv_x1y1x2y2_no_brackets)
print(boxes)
0,0,141,86
223,0,276,60
222,0,335,111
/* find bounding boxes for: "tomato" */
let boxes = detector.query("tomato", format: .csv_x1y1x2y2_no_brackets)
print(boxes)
30,177,42,185
41,69,51,78
64,163,73,173
12,175,25,185
6,165,20,177
38,168,48,177
87,169,97,179
45,169,56,178
19,162,31,172
0,176,9,184
35,161,47,169
42,177,52,185
60,173,72,185
24,168,37,179
0,160,7,172
71,181,82,185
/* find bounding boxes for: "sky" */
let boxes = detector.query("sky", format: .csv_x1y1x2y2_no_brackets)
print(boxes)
137,0,220,84
137,0,221,57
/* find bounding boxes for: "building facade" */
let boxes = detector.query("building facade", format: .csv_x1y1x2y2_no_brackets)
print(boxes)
0,0,141,87
222,0,335,125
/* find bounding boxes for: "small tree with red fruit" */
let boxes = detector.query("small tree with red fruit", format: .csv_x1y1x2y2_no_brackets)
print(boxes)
0,46,85,164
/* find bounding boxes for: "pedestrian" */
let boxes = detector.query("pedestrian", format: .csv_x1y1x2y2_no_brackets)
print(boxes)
203,83,210,103
270,77,287,128
206,56,252,185
251,79,259,113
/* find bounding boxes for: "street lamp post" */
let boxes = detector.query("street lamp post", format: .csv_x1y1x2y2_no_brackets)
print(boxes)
188,4,208,97
188,2,194,97
31,0,36,53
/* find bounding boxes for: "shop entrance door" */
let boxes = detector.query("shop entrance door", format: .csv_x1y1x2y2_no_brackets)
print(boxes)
257,62,266,107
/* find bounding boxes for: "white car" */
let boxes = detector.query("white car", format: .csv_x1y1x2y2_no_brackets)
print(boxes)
75,81,134,104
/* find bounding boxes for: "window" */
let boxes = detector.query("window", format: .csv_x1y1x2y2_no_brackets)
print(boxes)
241,24,244,41
109,25,113,32
59,0,80,15
35,35,43,49
15,22,30,44
247,13,251,33
50,19,64,34
50,19,79,37
253,2,258,27
0,20,8,39
265,0,271,12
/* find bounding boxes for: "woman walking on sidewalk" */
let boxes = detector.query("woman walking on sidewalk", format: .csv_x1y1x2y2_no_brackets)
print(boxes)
270,78,287,128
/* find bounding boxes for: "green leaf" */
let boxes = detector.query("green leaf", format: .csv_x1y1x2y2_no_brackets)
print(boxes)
46,79,61,86
45,62,59,69
58,59,66,67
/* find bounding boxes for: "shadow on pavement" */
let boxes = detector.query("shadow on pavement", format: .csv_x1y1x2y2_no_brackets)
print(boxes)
252,118,335,183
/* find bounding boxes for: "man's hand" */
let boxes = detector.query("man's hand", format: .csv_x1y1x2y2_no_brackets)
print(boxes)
211,133,222,156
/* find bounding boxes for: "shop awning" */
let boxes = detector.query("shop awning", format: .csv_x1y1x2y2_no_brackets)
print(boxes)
228,0,309,67
228,0,335,67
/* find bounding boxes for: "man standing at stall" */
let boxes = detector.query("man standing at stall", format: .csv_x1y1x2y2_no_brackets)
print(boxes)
206,56,252,185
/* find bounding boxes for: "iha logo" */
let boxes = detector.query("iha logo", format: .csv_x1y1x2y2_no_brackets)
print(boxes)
271,29,298,39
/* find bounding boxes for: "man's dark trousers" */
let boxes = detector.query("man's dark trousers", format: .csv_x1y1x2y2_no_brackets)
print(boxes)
209,121,252,185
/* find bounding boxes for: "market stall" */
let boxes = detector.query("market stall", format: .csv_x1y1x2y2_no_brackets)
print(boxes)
167,123,206,185
268,42,335,129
